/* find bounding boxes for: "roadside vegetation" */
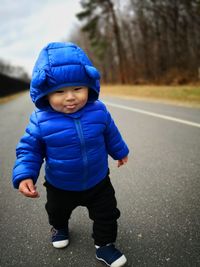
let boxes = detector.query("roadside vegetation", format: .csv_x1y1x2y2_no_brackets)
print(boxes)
1,84,200,108
74,0,200,85
101,84,200,107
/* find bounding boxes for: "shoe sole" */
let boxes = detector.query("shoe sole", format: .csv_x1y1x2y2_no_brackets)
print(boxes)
52,239,69,248
96,254,127,267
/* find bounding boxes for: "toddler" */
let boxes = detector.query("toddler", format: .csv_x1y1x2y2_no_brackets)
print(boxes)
12,42,129,267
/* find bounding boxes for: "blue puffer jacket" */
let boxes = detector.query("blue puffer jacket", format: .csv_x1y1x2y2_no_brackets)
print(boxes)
12,42,129,191
13,102,129,191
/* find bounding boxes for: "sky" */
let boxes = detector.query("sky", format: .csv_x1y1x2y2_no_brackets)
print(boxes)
0,0,82,76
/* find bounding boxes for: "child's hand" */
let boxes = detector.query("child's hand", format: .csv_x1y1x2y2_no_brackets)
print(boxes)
117,156,128,167
19,179,40,198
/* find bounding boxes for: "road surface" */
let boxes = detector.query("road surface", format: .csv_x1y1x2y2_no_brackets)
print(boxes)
0,92,200,267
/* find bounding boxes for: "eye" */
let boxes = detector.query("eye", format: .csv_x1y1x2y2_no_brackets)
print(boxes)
55,90,64,93
74,87,82,91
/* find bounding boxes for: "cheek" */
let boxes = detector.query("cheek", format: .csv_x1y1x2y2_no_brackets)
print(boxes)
82,93,88,103
48,99,59,110
81,97,88,105
49,96,59,106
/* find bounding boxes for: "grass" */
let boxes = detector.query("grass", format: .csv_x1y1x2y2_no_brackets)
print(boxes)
1,85,200,108
101,84,200,107
0,92,27,104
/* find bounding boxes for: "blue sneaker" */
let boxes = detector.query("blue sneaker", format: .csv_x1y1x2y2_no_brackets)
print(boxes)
51,227,69,248
96,244,127,267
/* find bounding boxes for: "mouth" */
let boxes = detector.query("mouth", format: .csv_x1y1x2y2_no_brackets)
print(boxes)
65,104,76,109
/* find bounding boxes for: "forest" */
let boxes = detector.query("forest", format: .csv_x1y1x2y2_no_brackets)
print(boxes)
0,0,200,88
71,0,200,84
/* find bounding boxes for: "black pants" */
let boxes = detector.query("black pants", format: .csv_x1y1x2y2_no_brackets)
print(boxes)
44,175,120,246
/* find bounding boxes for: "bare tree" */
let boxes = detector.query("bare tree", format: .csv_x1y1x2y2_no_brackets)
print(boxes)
74,0,200,84
77,0,127,83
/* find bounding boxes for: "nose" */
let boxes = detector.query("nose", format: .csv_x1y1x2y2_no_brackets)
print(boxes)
64,90,75,101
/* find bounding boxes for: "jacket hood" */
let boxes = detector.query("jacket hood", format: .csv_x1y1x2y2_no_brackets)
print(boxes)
30,42,101,108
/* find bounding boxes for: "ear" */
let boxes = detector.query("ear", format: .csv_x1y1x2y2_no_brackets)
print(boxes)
84,65,100,79
31,69,46,88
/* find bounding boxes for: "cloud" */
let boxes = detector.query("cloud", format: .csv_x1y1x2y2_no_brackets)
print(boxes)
0,0,82,75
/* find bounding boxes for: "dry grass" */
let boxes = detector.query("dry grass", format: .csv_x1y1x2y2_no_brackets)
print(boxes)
101,84,200,107
1,85,200,108
0,92,26,104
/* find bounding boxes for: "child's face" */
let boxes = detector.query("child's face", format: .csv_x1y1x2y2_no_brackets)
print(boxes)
48,86,88,114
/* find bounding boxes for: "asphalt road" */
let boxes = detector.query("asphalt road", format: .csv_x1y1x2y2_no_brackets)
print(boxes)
0,92,200,267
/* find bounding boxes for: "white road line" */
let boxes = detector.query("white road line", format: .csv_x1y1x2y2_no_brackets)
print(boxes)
104,101,200,128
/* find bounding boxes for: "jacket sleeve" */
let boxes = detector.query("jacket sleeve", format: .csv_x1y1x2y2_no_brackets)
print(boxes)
12,111,45,189
104,108,129,160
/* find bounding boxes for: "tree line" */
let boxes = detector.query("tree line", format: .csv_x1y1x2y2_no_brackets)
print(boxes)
0,60,30,97
0,59,30,82
71,0,200,84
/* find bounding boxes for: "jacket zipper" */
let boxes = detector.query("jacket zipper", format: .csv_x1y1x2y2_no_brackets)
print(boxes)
74,118,88,189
